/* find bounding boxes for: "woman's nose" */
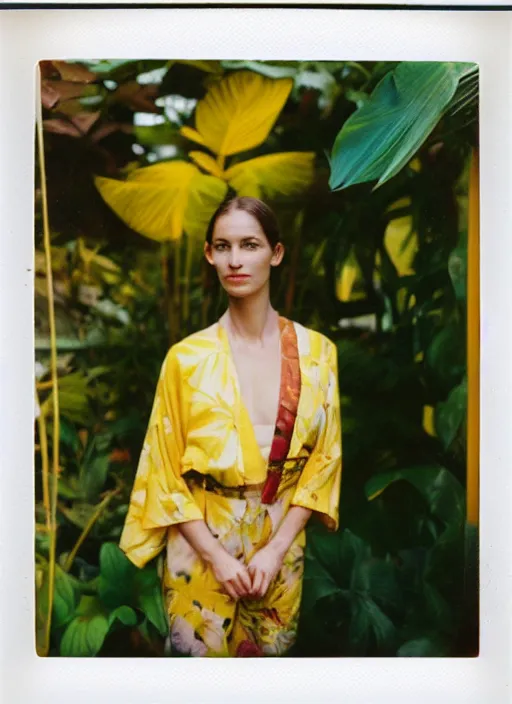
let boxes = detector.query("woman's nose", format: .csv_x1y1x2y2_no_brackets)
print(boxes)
228,247,242,267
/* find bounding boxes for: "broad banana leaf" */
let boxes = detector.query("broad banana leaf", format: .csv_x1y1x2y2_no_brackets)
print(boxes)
183,70,293,157
329,61,476,190
95,161,227,242
224,152,315,198
189,151,225,178
184,176,228,240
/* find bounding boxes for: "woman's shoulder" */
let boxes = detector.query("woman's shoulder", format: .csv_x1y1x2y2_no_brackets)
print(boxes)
162,323,221,370
287,318,336,358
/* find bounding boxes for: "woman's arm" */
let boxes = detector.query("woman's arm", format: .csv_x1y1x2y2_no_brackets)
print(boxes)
178,520,252,601
247,505,312,599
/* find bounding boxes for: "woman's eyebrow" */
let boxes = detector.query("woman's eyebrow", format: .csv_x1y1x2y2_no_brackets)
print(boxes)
213,235,262,243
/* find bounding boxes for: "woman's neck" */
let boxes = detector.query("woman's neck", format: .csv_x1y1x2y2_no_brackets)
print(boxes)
221,294,279,346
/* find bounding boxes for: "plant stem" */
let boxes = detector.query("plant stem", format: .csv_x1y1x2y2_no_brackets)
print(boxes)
62,490,119,573
35,387,51,532
36,65,61,657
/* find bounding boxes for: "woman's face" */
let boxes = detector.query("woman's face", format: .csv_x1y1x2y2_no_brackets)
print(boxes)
204,209,284,299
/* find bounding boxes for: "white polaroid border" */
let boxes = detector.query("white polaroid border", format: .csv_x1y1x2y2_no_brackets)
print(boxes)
0,6,511,704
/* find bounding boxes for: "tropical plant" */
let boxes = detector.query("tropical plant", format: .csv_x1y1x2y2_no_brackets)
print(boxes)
35,59,478,657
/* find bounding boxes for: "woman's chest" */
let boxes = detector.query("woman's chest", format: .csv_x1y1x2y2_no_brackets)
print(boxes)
230,344,281,427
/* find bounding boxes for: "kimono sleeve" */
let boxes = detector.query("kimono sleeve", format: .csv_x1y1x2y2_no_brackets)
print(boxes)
119,347,204,568
291,341,342,531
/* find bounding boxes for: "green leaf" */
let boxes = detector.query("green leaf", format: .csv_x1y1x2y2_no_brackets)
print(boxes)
60,595,109,656
329,61,475,190
80,453,111,502
98,543,168,635
134,123,180,147
98,542,139,610
448,238,467,301
134,570,168,635
435,378,467,449
397,636,449,656
59,417,81,453
108,605,137,628
365,466,465,526
52,565,81,629
302,553,343,615
364,598,397,650
59,502,96,530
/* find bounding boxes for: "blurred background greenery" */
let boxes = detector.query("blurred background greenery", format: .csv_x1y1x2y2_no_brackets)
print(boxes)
35,59,479,658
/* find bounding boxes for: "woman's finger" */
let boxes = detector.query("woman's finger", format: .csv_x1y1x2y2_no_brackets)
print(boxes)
224,581,239,600
238,567,252,594
258,575,271,600
251,569,265,598
231,573,247,597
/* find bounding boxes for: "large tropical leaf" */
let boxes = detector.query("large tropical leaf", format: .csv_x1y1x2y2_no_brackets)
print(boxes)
365,465,465,527
182,70,293,157
329,61,476,190
95,162,227,242
224,151,315,198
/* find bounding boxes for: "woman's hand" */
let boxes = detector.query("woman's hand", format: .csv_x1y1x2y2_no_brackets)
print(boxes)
247,543,284,600
210,548,252,601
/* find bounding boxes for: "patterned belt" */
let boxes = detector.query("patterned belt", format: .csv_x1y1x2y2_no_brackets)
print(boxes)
185,471,266,499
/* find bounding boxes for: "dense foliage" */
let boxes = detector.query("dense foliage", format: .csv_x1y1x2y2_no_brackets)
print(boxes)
35,59,478,657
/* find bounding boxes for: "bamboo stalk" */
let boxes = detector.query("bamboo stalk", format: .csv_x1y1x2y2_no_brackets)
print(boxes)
36,65,61,657
35,387,51,531
466,148,479,525
36,379,54,391
62,490,119,573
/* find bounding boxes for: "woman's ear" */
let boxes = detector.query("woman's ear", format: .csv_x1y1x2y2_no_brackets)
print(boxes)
271,242,285,267
204,241,214,266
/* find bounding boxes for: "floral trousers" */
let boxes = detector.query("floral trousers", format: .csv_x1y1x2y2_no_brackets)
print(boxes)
162,484,305,657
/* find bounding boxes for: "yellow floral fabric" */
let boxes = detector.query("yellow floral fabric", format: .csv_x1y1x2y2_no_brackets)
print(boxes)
119,319,342,656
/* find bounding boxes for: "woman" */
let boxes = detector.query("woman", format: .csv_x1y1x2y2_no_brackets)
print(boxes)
119,196,342,657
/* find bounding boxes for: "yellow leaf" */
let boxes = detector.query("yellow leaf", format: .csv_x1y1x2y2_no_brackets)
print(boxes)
423,405,436,437
386,196,412,213
194,71,293,157
189,151,225,178
336,249,365,302
95,162,199,241
384,215,418,276
183,174,228,240
180,126,207,148
396,288,416,314
224,152,315,198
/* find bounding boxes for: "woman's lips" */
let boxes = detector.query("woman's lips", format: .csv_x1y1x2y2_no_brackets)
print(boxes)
226,275,250,282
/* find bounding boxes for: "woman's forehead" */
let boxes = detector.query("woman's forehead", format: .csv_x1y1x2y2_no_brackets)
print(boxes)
212,210,266,240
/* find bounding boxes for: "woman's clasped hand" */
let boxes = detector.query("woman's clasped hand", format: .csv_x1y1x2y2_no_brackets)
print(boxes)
210,545,283,601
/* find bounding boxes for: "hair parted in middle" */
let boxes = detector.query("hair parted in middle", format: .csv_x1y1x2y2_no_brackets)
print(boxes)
205,196,281,249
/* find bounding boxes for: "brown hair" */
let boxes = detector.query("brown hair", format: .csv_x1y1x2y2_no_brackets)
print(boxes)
205,196,281,249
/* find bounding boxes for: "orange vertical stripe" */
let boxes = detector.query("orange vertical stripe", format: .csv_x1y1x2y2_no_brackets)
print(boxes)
467,148,480,525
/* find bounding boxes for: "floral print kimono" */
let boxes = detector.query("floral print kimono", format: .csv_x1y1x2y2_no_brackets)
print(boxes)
119,316,342,657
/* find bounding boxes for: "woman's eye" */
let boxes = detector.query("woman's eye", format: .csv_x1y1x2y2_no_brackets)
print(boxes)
244,242,258,249
214,244,227,251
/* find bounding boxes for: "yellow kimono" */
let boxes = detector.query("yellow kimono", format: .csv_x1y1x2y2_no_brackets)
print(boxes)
119,316,342,657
